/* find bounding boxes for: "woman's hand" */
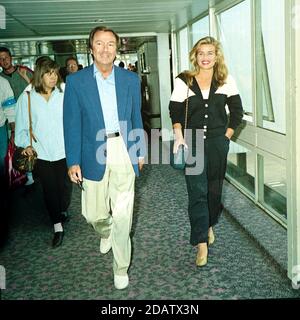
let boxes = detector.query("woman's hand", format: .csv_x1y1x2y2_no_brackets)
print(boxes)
225,128,234,140
172,123,188,153
173,137,188,153
21,146,35,156
138,158,145,171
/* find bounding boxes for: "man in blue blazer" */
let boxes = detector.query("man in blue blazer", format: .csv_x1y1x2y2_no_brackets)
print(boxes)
63,26,146,290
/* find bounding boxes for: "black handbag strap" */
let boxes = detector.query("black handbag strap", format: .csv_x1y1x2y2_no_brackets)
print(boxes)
26,91,37,146
183,85,189,138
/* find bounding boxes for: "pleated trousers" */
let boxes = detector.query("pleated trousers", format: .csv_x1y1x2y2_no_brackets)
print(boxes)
82,136,135,275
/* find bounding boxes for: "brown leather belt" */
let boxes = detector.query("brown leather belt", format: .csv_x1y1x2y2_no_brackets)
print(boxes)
106,132,120,138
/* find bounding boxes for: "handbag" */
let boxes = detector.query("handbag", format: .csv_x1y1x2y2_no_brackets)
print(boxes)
12,91,38,173
170,85,189,170
5,141,28,189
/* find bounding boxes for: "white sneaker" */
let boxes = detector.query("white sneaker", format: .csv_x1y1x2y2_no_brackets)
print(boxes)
99,234,112,254
114,274,129,290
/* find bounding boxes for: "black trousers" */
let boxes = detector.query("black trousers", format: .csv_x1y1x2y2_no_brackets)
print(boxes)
33,158,72,224
185,135,229,246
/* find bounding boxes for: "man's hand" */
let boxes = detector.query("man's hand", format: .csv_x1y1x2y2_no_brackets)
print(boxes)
17,66,31,84
68,165,82,183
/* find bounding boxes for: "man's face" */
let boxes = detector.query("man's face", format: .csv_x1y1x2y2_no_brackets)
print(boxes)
0,51,13,70
91,31,117,68
66,59,78,74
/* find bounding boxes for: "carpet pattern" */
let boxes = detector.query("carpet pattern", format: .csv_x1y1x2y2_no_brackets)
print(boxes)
0,164,299,300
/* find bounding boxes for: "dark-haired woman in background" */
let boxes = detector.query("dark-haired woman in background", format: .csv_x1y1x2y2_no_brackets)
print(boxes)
15,57,72,248
169,37,243,267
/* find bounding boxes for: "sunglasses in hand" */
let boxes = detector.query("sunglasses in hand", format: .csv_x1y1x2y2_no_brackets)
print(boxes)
77,180,85,191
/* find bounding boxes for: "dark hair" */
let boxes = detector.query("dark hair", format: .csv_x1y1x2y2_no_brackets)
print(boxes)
0,47,12,56
65,56,78,66
88,26,120,49
118,61,125,68
35,56,52,67
32,57,62,93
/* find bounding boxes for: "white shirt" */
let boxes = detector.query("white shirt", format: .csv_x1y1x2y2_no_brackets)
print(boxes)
201,89,210,100
15,86,66,161
94,64,120,134
0,76,16,126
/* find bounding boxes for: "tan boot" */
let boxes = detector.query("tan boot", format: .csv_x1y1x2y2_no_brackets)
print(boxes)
208,227,215,246
196,242,208,267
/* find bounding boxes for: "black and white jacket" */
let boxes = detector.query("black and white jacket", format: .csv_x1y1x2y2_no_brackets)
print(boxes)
169,73,244,138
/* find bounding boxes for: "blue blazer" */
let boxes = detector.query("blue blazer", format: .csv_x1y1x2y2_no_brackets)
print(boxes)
63,65,146,181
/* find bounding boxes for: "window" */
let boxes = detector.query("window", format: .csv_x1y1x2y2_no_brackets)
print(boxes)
192,16,209,45
261,155,287,220
217,0,253,122
261,0,286,133
227,144,255,196
178,27,189,72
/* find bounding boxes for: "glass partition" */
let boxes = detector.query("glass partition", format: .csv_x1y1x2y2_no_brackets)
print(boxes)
227,142,255,196
192,16,210,45
261,0,286,134
217,0,253,123
178,27,189,72
262,155,287,220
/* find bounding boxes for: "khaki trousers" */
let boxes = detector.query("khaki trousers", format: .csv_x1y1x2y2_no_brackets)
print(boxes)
82,136,135,275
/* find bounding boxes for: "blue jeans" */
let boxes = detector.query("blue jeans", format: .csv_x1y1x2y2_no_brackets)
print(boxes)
0,123,8,177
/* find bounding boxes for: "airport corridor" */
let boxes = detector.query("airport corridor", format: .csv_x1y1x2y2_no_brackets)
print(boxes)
0,163,299,300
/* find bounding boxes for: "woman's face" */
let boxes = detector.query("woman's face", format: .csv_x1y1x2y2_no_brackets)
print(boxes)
42,69,58,91
196,44,217,70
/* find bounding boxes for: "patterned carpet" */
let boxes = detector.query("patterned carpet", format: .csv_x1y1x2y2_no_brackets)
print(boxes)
0,164,300,300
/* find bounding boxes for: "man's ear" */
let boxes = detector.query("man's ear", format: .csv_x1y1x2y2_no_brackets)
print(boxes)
90,51,95,61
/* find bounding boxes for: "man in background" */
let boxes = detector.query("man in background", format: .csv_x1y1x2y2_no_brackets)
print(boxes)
0,47,34,185
0,47,33,100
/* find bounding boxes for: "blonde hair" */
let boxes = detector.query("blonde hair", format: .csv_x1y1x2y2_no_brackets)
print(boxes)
183,36,228,87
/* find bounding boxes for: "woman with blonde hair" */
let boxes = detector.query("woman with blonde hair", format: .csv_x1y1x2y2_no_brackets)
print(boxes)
169,36,243,267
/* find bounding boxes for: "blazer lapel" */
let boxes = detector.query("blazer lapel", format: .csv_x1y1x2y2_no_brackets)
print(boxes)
114,67,128,120
82,65,105,127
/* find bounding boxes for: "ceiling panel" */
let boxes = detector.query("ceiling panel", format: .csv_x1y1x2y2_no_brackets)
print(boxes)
0,0,217,58
0,0,208,40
